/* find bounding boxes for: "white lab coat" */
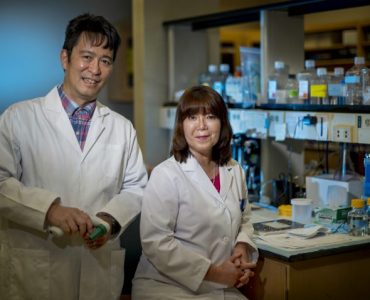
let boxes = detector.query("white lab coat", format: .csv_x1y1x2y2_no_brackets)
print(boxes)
0,87,147,300
132,156,258,300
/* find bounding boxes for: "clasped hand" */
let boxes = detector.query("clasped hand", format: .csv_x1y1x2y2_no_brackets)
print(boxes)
46,202,109,249
205,243,256,288
215,252,256,288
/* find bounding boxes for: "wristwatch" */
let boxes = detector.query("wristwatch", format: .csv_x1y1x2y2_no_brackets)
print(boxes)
96,212,121,237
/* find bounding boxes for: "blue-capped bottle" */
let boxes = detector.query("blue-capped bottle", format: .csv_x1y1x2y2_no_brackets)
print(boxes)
364,153,370,198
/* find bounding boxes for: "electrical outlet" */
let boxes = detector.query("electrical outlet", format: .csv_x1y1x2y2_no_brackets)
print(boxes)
332,125,352,143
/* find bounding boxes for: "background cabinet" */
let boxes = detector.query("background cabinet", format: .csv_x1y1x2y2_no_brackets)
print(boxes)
304,21,370,69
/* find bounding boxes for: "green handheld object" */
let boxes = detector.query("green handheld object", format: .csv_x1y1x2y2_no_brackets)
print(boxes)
89,224,108,240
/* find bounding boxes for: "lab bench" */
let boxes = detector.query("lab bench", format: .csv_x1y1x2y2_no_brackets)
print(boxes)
243,206,370,300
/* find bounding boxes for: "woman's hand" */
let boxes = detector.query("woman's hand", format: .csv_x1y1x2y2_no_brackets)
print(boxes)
232,243,257,288
204,253,244,287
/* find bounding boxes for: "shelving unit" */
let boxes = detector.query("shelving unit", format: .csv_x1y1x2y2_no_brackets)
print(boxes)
304,21,370,69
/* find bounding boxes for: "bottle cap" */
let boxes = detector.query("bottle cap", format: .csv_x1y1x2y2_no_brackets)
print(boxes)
354,56,365,65
305,59,315,69
317,67,327,76
208,64,217,73
88,224,108,240
334,67,344,76
351,198,365,208
275,61,285,69
278,204,292,216
219,64,230,73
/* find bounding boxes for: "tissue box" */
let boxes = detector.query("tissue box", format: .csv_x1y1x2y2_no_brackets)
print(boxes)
315,207,351,223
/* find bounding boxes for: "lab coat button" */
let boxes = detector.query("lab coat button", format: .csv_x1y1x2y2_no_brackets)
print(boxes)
223,236,229,242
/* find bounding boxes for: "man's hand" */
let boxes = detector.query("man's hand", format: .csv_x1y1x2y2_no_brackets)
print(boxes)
83,213,113,250
46,202,93,237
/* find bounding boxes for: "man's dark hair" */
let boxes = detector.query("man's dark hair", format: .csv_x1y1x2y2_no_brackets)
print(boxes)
63,13,121,61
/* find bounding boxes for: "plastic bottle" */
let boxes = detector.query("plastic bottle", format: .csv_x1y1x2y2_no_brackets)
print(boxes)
367,198,370,235
297,59,316,104
328,67,346,105
268,61,288,104
344,56,368,105
211,65,224,97
347,198,368,236
199,64,217,87
225,66,243,103
364,153,370,198
219,64,230,100
285,74,298,104
362,66,370,105
310,67,329,105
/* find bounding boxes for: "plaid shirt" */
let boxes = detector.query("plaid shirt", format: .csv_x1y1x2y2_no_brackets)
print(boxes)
58,85,96,151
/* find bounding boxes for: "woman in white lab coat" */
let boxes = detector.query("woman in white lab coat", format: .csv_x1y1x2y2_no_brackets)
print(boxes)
132,85,258,300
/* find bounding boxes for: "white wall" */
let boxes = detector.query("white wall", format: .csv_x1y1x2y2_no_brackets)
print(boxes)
0,0,132,119
133,0,220,167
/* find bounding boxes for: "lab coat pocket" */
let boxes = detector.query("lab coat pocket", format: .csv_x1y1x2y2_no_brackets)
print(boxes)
9,248,50,300
103,144,124,179
110,248,125,298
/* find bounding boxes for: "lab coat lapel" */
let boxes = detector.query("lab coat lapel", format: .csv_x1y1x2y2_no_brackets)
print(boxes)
219,164,233,202
43,88,81,154
182,156,221,201
81,102,109,161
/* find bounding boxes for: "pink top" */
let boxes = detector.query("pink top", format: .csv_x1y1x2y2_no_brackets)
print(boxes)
212,172,220,193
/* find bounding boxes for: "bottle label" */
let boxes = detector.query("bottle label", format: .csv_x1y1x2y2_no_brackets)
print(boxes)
268,80,277,100
310,84,327,97
345,75,360,84
298,80,309,99
288,89,298,98
328,83,345,97
275,90,288,103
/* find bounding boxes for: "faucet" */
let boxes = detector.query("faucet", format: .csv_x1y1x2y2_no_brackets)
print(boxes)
258,179,277,205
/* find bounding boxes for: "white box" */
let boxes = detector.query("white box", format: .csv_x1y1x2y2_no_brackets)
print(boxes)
306,174,363,208
342,29,357,45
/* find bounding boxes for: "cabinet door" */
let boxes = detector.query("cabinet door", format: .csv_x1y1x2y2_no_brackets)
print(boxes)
242,257,288,300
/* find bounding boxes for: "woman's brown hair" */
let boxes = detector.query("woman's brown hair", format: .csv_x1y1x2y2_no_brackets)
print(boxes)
171,85,232,165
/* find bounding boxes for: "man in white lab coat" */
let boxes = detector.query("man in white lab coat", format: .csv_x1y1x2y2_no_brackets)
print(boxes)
0,14,147,300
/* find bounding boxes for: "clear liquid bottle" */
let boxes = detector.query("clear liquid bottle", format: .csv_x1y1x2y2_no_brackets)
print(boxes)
297,59,316,104
344,56,368,105
362,66,370,105
310,67,329,105
210,65,224,97
219,64,230,100
285,74,298,104
347,198,368,236
328,67,346,105
225,66,242,103
199,64,217,87
268,61,288,104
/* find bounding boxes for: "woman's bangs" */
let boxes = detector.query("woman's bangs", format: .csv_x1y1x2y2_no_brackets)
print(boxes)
181,96,216,119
